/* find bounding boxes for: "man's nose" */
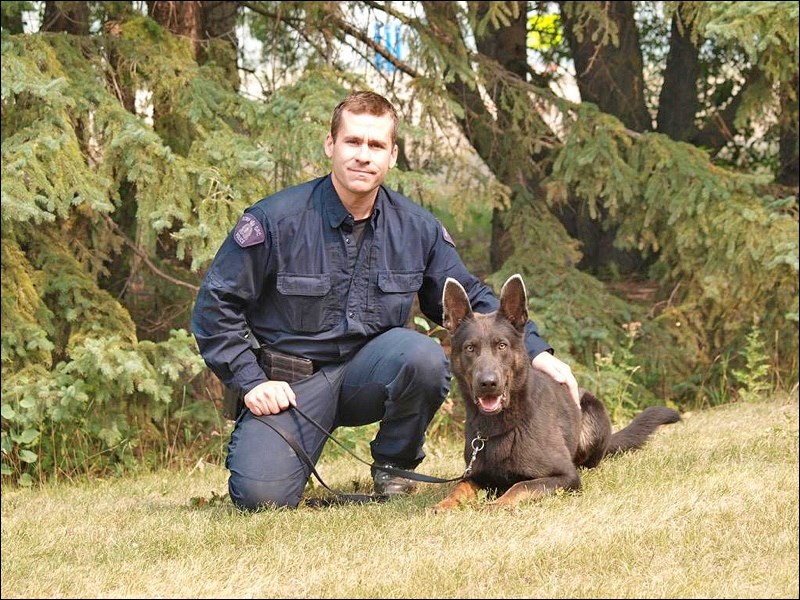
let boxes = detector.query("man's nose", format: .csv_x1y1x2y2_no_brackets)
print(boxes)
356,143,371,160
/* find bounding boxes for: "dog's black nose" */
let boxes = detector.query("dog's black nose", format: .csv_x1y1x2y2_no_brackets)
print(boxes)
478,375,500,394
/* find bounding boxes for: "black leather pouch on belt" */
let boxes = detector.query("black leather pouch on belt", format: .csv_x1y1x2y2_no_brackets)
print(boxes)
257,347,314,383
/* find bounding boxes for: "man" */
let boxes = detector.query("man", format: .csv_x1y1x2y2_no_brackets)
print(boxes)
192,91,579,510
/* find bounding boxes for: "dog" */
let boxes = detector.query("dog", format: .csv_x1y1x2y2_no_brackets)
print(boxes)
432,274,681,511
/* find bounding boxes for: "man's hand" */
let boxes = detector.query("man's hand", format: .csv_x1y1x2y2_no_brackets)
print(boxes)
531,352,581,407
243,380,296,416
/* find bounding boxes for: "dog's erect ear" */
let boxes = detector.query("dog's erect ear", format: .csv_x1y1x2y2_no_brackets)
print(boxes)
499,274,528,331
442,277,473,333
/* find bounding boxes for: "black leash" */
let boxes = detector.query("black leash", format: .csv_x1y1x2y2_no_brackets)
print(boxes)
253,404,468,506
254,411,384,506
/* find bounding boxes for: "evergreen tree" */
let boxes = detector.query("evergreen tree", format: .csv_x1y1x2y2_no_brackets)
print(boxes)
1,1,797,483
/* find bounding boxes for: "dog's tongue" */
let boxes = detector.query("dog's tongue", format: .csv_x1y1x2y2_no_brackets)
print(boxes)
478,395,503,413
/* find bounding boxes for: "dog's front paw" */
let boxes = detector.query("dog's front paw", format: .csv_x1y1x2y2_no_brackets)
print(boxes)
427,480,481,513
427,498,460,514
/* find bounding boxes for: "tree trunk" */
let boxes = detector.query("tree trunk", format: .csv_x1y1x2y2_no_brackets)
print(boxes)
423,1,555,272
147,0,204,155
103,7,137,114
471,1,529,271
147,1,203,57
200,1,241,92
560,1,651,132
778,72,799,188
556,1,650,274
656,3,699,142
42,1,89,35
146,1,239,92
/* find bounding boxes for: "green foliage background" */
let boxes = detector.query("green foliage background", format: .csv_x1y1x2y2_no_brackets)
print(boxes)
1,1,797,485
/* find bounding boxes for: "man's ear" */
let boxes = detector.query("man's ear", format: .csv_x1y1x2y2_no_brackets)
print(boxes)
442,278,473,333
324,132,334,158
498,274,528,331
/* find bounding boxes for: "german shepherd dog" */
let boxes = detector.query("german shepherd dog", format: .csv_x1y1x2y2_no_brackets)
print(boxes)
432,274,681,511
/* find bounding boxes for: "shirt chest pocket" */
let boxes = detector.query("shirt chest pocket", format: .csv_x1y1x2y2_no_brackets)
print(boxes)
371,270,423,327
276,273,333,332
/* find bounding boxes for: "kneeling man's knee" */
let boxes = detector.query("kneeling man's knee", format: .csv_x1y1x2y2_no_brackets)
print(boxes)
405,335,449,383
228,474,303,510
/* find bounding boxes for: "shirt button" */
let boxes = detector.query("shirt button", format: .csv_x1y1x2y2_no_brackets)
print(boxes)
348,311,355,318
346,238,351,244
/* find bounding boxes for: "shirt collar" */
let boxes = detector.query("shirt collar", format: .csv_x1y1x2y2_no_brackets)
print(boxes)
322,174,382,230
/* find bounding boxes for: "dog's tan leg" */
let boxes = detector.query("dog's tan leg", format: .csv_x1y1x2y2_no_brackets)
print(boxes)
487,483,547,509
429,479,481,513
487,475,580,509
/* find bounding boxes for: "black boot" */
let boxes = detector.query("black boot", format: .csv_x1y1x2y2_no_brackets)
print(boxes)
371,463,418,496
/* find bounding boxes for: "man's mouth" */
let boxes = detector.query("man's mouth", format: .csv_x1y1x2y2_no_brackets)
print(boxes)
475,392,506,415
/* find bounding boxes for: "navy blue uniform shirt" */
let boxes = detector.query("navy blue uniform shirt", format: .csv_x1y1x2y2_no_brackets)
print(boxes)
192,175,552,394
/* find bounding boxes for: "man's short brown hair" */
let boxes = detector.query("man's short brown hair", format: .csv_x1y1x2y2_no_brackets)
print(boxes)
330,91,399,145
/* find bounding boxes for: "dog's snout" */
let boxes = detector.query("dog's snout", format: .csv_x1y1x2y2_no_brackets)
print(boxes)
477,373,500,395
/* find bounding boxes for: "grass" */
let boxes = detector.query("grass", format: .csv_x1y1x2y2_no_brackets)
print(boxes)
2,394,798,599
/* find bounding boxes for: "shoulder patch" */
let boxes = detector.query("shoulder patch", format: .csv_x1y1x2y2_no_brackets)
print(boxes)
439,221,456,247
233,213,265,248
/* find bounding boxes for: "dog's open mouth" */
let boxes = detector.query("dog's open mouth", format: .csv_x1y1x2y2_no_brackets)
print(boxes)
476,392,506,415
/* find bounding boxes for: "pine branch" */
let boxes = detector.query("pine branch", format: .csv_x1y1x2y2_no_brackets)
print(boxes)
326,12,421,79
692,67,765,152
100,213,199,292
242,0,421,78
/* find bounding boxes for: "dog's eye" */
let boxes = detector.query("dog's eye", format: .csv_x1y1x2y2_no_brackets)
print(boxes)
465,344,475,353
497,342,507,350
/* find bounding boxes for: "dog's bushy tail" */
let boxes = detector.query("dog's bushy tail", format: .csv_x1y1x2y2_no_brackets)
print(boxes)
605,406,681,456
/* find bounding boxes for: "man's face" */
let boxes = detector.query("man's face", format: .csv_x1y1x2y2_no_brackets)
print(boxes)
325,110,398,200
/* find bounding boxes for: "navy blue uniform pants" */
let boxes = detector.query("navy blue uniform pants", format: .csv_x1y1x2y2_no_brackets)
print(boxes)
226,328,450,509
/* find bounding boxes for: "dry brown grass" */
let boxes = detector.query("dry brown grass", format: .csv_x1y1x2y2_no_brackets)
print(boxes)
2,394,797,598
